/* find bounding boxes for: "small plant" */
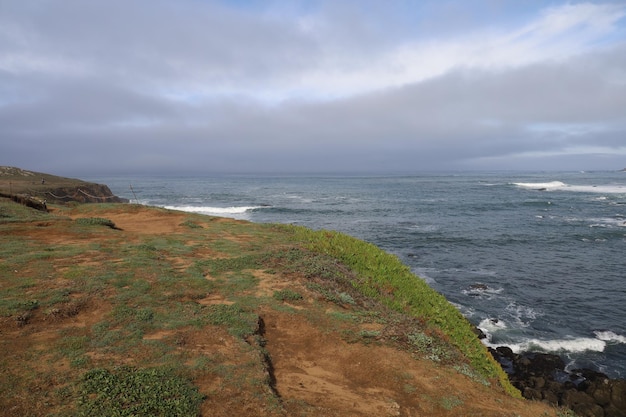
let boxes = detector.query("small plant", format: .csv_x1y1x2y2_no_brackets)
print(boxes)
273,289,303,302
408,332,433,349
18,299,40,311
338,292,355,305
403,383,417,394
453,363,490,386
180,220,202,229
440,396,463,410
75,217,118,229
359,329,380,339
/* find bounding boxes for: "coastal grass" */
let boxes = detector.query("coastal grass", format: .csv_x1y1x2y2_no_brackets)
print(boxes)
284,225,521,397
0,198,54,222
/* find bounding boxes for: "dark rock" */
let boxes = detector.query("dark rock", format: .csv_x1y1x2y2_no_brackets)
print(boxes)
495,346,515,359
469,283,489,291
543,390,559,404
561,388,594,407
605,404,626,417
587,380,612,406
472,326,487,340
571,403,605,417
531,376,546,389
523,387,543,401
611,380,626,410
594,387,613,407
489,346,626,415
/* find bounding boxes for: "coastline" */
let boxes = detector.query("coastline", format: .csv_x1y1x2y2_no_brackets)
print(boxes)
95,171,626,382
0,192,559,415
3,168,624,415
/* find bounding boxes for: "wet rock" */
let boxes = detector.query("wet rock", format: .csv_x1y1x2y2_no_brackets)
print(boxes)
472,325,487,339
523,387,543,401
605,404,626,417
571,403,605,417
469,283,489,291
611,380,626,411
488,347,626,416
589,382,612,406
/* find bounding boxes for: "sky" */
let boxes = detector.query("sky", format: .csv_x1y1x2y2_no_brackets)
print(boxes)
1,0,626,175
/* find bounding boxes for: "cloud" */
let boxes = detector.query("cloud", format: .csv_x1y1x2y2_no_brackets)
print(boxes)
0,1,625,174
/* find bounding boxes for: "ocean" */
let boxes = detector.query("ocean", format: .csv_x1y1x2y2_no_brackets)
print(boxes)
88,171,626,379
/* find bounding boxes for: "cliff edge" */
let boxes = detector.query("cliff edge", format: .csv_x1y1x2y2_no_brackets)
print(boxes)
0,195,570,416
0,166,127,205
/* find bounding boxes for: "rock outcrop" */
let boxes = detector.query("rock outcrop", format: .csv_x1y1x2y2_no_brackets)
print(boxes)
490,347,626,417
0,166,128,205
39,183,128,203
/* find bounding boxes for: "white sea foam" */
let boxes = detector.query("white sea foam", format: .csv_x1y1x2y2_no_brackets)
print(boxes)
513,181,626,194
507,338,607,354
162,205,266,219
486,332,623,354
568,185,626,194
513,181,566,190
478,318,508,342
461,284,503,299
594,330,626,344
588,217,626,227
505,302,539,327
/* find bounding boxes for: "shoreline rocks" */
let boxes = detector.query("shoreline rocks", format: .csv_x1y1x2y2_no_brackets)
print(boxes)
489,346,626,417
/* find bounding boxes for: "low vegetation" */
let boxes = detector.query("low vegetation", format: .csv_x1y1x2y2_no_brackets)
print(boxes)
285,226,519,396
0,197,567,416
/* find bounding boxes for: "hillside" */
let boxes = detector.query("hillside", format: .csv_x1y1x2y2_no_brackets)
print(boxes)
0,197,570,416
0,166,127,204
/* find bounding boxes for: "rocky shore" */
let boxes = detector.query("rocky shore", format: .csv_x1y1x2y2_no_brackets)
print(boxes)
490,346,626,417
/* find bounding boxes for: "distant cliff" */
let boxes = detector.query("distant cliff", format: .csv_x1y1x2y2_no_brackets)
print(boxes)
0,166,128,206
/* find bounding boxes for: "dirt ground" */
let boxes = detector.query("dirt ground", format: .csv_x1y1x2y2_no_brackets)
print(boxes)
0,204,565,417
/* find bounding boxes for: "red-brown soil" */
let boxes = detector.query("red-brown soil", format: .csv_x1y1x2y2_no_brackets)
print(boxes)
0,203,566,416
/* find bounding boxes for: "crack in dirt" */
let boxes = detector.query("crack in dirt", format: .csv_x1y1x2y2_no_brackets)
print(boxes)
248,316,281,403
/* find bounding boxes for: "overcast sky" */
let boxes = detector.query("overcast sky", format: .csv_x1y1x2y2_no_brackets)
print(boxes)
1,0,626,175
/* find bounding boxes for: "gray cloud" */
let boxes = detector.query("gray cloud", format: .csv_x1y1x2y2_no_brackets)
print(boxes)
1,1,625,174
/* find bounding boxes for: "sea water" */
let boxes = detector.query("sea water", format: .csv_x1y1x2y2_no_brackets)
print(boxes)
89,171,626,378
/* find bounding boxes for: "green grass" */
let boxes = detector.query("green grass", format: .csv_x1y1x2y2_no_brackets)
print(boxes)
205,304,259,339
0,198,55,222
74,217,118,229
273,289,303,302
284,225,521,397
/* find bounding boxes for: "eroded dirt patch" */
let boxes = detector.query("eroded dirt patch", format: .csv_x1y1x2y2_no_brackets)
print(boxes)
261,308,555,417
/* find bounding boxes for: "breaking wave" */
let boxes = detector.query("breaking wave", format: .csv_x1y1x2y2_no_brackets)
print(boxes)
513,181,626,194
161,205,267,219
